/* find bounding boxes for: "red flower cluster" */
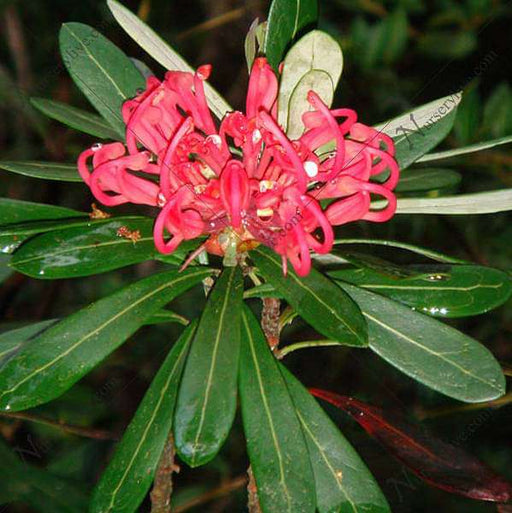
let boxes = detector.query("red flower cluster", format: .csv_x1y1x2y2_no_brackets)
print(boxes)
78,58,399,276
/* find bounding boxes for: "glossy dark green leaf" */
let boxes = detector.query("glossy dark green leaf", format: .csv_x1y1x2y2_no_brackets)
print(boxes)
0,267,211,411
0,161,81,182
333,238,467,264
395,168,461,193
91,322,196,513
0,198,83,226
330,265,512,318
31,97,120,139
338,282,506,403
251,246,367,346
59,23,144,135
239,307,316,513
0,199,85,254
174,267,243,467
375,93,461,169
281,366,391,513
0,320,57,365
264,0,318,70
11,217,186,279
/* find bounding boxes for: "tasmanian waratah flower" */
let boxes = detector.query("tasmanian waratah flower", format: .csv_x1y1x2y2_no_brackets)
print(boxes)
78,57,399,276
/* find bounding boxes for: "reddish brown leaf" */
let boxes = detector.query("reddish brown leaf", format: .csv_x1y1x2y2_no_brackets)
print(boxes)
311,388,512,503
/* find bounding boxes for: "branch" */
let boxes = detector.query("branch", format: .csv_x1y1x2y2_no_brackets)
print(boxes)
151,435,179,513
247,467,262,513
0,411,117,440
261,297,281,352
174,475,247,513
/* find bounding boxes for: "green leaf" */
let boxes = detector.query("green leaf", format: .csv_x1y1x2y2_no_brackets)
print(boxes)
338,282,506,403
174,266,244,467
392,189,512,214
239,307,316,513
0,198,83,226
10,217,188,279
453,85,481,145
30,97,119,139
0,199,84,254
251,246,367,347
330,264,512,318
374,93,461,169
0,439,88,513
381,9,408,64
417,134,512,162
106,0,232,120
278,30,342,133
0,267,211,411
0,320,57,365
417,31,477,60
482,82,512,138
90,322,196,513
0,161,81,182
395,167,461,193
281,366,391,513
264,0,318,70
59,22,145,136
333,238,467,264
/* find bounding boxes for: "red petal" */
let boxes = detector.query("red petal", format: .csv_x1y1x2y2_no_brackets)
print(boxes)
310,388,512,503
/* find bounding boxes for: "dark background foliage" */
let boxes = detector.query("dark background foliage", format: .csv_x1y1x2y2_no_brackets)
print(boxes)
1,0,511,511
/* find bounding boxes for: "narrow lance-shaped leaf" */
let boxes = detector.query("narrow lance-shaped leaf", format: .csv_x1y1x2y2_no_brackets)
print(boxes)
337,282,506,402
0,161,81,182
278,30,343,133
394,168,461,194
0,198,83,226
264,0,318,70
0,199,85,254
239,306,316,513
59,22,145,136
10,217,195,279
106,0,232,120
418,134,512,163
174,266,244,467
30,97,120,139
329,264,512,318
332,237,468,264
312,389,512,503
0,267,211,412
374,92,461,169
251,246,367,346
281,367,391,513
0,320,57,366
90,321,196,513
393,189,512,215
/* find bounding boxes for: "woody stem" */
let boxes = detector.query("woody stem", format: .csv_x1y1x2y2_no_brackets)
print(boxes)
150,434,179,513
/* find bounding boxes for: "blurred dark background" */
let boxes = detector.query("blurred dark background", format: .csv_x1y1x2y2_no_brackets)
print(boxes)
1,0,512,511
